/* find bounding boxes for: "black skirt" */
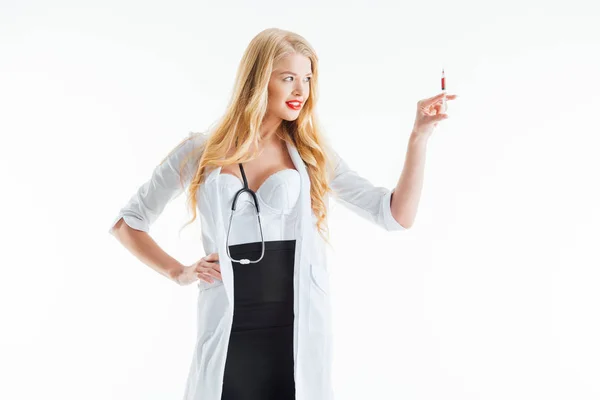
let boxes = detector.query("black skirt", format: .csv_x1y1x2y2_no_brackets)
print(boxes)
221,239,296,400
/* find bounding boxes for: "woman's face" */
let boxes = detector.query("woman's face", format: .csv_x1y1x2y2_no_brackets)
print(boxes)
266,53,312,122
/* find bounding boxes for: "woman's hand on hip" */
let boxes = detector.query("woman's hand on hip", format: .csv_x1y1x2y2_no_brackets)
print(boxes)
175,252,222,286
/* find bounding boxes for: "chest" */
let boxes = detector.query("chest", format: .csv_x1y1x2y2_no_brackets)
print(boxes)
220,142,296,193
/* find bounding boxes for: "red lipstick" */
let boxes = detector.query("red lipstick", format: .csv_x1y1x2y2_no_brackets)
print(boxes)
286,100,302,110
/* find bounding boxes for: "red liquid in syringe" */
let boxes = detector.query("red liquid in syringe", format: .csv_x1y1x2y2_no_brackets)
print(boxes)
441,69,446,91
441,68,447,111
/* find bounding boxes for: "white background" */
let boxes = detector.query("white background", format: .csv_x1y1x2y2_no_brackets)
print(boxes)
1,0,599,399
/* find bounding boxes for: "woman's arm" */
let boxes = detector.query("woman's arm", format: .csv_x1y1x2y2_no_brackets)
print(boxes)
330,92,457,231
111,219,184,281
390,133,428,229
390,91,458,228
109,132,208,282
328,148,408,232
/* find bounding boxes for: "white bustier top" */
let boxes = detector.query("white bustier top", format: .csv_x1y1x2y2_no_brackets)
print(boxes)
218,168,301,246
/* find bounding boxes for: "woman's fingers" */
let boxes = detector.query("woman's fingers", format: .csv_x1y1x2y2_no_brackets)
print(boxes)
420,92,458,107
197,273,215,283
190,252,226,284
195,255,223,281
420,93,457,117
204,252,220,263
197,266,222,280
419,92,445,105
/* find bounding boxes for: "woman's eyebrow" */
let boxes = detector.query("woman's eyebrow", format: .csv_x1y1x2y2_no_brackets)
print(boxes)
278,71,313,76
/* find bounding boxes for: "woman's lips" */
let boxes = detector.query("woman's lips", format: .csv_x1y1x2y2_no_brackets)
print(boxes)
286,101,302,110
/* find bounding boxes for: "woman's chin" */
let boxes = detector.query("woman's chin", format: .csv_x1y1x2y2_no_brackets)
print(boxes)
282,111,301,121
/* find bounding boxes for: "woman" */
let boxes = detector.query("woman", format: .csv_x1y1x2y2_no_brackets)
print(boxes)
109,28,456,400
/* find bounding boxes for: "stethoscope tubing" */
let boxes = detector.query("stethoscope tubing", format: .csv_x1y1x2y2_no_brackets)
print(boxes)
225,162,266,265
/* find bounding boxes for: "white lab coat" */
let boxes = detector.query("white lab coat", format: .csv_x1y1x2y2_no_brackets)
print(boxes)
109,132,407,400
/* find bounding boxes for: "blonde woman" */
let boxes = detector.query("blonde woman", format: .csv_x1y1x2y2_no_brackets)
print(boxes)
109,28,456,400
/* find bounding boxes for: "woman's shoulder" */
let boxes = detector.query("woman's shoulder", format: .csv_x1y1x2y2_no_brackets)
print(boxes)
186,130,211,150
156,131,211,179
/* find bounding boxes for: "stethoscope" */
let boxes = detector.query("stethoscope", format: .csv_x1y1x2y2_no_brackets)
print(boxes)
225,162,266,265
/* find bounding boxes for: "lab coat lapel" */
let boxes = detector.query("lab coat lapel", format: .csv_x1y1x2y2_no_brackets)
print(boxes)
206,164,235,309
286,140,315,399
285,140,313,263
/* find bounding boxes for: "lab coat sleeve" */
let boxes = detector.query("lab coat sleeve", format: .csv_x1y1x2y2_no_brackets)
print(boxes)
108,132,207,234
328,149,407,231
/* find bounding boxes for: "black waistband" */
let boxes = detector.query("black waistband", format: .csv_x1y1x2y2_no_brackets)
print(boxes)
228,239,296,331
228,239,296,255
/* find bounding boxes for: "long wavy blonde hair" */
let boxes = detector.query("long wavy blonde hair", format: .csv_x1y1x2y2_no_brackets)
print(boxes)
165,28,336,245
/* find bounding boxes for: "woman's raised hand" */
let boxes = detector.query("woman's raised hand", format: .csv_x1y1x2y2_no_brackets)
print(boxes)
411,92,458,139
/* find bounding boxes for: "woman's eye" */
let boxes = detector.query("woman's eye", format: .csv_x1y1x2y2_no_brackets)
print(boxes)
284,76,312,82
